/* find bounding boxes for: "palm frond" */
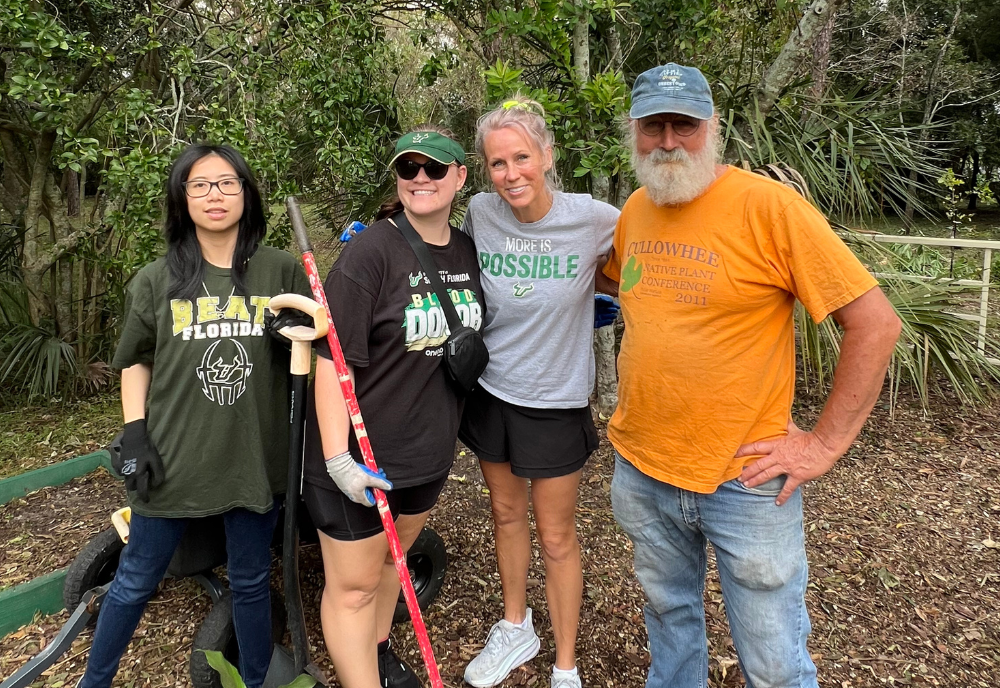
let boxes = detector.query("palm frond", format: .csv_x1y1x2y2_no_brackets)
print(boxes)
721,88,946,224
797,275,1000,411
0,323,78,399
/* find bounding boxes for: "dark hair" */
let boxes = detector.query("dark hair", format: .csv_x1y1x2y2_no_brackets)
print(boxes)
376,123,461,222
164,144,266,301
374,197,404,221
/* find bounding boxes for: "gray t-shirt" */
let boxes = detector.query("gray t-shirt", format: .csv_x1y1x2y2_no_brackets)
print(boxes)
461,191,618,408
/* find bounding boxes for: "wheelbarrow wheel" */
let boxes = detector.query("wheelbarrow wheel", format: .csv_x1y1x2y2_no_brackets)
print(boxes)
190,587,286,688
393,527,448,624
63,527,125,621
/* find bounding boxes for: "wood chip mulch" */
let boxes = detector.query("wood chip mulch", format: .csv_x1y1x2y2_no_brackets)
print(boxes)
1,391,998,687
0,469,126,591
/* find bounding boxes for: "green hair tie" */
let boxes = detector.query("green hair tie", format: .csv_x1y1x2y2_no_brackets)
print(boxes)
502,99,527,110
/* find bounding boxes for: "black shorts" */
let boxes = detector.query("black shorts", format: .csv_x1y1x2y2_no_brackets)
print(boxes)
302,475,448,542
458,386,599,479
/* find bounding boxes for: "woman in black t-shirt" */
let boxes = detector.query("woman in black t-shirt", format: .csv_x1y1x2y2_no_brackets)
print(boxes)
303,126,484,688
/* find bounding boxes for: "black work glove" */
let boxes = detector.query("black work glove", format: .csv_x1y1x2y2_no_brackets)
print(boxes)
114,419,166,503
264,307,315,348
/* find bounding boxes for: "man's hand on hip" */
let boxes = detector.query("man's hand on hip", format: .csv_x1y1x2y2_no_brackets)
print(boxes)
735,420,841,506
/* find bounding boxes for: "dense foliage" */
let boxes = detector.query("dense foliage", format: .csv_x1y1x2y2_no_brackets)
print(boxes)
2,0,998,401
1,0,398,395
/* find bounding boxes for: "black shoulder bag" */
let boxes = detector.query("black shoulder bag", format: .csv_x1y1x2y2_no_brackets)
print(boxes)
392,213,489,393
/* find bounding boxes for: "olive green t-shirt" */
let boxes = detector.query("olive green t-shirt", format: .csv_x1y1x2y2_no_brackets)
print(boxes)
112,246,311,517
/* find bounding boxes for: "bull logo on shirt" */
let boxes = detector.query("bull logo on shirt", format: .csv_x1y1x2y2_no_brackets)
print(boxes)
196,339,254,406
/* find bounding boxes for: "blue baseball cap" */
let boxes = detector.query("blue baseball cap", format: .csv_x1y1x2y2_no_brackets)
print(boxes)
629,63,714,120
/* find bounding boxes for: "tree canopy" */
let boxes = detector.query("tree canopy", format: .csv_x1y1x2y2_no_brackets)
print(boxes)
2,0,997,398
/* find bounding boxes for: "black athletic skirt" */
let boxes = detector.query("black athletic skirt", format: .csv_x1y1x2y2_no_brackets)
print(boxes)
458,386,598,479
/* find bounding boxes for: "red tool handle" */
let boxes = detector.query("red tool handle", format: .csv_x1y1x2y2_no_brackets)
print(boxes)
286,197,443,688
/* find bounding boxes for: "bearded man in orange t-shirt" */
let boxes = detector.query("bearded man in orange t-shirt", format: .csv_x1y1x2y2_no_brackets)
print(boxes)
600,64,901,688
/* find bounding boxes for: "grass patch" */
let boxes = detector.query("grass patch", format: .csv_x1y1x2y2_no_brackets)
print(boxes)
860,208,1000,241
0,394,120,479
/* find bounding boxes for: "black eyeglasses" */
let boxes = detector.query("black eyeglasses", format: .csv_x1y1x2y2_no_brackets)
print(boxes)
395,159,453,181
183,178,245,198
637,116,702,138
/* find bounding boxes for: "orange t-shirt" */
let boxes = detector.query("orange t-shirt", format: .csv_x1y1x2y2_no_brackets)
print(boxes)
603,166,877,493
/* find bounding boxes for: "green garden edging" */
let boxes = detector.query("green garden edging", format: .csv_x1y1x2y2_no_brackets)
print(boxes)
0,568,68,637
0,450,112,506
0,451,114,638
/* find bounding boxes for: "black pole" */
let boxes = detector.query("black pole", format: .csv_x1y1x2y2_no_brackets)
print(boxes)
284,371,309,673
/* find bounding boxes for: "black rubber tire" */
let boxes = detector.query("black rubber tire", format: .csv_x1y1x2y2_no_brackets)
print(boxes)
393,527,448,624
189,588,286,688
63,527,125,620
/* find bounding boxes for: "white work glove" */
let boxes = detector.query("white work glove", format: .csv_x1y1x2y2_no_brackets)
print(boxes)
324,450,393,507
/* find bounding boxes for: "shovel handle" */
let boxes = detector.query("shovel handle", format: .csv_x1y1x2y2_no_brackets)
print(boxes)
269,294,329,376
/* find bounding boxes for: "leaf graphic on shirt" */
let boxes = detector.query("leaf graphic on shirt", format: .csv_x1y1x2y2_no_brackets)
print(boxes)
621,256,643,293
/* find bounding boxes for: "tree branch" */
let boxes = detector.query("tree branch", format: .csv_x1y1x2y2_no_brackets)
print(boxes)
72,72,130,135
0,119,37,137
24,222,104,276
919,1,962,128
934,86,1000,112
754,0,843,118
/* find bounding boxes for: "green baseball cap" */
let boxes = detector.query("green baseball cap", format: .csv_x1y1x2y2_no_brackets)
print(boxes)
390,131,466,166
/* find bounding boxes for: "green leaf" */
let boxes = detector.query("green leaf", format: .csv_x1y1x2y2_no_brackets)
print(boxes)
201,651,247,688
620,255,642,293
279,675,317,688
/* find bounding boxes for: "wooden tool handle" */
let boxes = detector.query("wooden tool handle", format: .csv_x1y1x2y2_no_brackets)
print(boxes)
268,294,329,375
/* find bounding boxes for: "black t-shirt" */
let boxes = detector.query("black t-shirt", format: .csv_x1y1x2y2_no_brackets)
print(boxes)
304,219,485,489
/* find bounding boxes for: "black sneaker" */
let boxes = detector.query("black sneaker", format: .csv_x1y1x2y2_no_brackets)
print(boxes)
377,638,423,688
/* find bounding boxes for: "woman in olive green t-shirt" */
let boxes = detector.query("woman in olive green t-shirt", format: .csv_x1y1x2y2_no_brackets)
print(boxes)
78,144,309,688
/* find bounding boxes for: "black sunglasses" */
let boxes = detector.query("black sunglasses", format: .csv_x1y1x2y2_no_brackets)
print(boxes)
395,158,453,181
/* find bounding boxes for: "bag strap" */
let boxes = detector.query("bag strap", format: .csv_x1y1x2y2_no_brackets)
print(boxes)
391,212,463,332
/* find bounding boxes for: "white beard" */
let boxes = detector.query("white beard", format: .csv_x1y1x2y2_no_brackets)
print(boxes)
631,134,719,207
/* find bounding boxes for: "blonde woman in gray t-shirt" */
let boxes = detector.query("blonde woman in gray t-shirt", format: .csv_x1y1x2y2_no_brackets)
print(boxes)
459,96,619,688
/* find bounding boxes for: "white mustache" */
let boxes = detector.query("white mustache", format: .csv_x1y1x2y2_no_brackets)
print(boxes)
646,148,690,164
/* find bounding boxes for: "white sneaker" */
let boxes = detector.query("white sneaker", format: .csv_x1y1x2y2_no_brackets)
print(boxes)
464,608,541,687
550,668,582,688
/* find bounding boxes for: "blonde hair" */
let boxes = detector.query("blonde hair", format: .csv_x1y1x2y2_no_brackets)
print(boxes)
475,94,560,190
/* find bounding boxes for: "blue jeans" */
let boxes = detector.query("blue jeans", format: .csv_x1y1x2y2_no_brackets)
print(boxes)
79,505,279,688
611,453,818,688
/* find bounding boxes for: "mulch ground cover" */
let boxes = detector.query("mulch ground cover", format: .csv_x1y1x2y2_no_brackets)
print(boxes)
1,390,998,687
0,469,125,591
